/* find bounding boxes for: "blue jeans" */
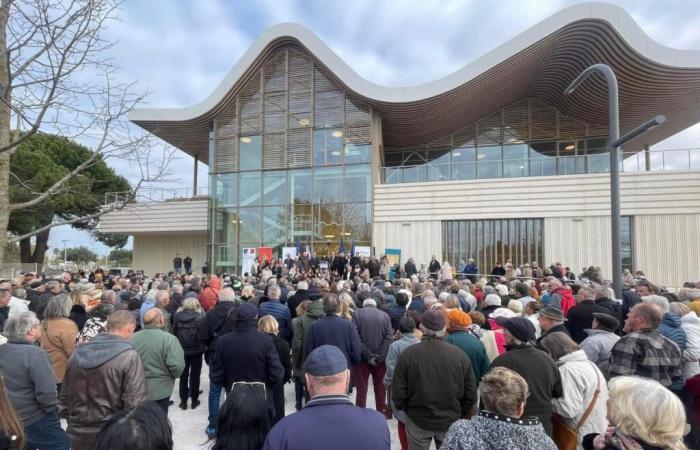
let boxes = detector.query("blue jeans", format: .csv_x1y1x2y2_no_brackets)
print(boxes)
294,376,305,409
208,382,223,428
25,410,70,450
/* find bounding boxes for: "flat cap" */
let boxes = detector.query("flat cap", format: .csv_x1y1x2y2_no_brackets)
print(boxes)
304,345,347,376
495,316,536,342
592,312,619,331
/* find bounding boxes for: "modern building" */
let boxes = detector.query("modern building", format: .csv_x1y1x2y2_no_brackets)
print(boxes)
100,3,700,288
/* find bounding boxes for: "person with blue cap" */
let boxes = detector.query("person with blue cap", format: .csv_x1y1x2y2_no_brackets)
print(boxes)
262,345,390,450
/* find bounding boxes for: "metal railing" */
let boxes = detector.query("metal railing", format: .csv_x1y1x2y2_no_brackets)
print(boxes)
104,186,210,205
381,148,700,184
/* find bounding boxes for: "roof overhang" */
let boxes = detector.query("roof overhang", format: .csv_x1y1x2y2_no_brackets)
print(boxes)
130,2,700,163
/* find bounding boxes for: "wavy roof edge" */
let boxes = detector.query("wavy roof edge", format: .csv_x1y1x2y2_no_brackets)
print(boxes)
129,2,700,123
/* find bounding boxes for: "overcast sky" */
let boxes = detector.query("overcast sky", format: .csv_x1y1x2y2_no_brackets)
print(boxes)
48,0,700,256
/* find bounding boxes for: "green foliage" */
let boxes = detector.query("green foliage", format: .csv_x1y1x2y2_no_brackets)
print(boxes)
108,248,132,266
8,133,132,247
64,246,98,264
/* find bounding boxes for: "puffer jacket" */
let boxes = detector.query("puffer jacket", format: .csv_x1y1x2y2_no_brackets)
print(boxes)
580,329,620,376
680,312,700,380
59,333,148,450
198,276,222,311
552,350,609,450
291,299,324,376
660,313,687,352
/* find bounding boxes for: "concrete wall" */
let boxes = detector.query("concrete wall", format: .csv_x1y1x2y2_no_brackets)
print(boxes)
133,233,207,276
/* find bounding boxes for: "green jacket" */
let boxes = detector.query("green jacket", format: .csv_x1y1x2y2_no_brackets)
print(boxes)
131,326,185,401
291,299,324,376
446,330,490,383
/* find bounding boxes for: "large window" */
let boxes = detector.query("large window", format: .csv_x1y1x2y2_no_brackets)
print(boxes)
442,219,544,276
621,216,634,273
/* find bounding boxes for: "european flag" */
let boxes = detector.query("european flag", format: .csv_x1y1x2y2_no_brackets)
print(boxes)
350,239,355,257
339,238,346,254
295,236,301,255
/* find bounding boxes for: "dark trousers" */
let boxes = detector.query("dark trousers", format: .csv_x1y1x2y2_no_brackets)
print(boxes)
155,397,170,414
179,353,203,402
272,383,285,424
208,382,223,428
352,361,387,409
25,410,70,450
293,376,305,410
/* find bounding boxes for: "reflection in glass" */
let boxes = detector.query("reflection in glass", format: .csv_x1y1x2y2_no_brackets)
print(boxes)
239,135,262,171
314,166,343,203
263,206,286,245
288,204,313,243
314,128,344,166
587,138,609,174
263,171,287,205
621,216,633,272
452,147,476,180
239,207,261,243
288,169,312,204
239,172,261,207
344,203,372,242
344,165,371,203
477,145,502,179
215,173,237,207
427,151,451,182
344,142,371,164
502,144,529,178
315,203,343,241
530,142,556,176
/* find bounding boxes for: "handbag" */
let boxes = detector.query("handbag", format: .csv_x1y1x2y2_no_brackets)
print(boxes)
552,362,601,450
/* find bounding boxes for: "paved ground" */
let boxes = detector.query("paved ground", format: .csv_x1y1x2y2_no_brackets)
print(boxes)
168,364,425,449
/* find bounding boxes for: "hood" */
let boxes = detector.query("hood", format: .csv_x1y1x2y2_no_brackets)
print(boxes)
585,328,615,336
558,349,589,364
663,313,682,328
72,333,133,370
682,311,700,325
177,309,201,322
306,299,324,319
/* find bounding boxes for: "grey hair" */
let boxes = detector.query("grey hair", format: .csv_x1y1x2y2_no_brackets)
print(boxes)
43,294,73,319
363,298,377,308
370,288,385,303
180,297,203,313
642,294,670,314
3,311,40,340
268,284,281,300
12,288,26,300
45,280,60,291
420,324,446,337
578,286,596,301
540,332,580,361
357,283,370,293
219,287,237,302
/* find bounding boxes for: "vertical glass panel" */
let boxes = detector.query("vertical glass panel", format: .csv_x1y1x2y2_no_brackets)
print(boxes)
587,138,610,174
344,143,371,164
263,206,286,246
262,171,287,205
621,216,633,272
344,203,371,242
239,207,261,244
239,135,262,171
288,204,313,244
313,128,344,166
343,164,371,203
502,144,529,178
558,141,577,175
427,151,451,182
316,203,343,242
529,142,556,176
452,147,476,181
289,169,312,204
314,166,343,203
213,208,238,245
384,167,400,184
215,173,237,207
477,145,502,179
238,171,261,207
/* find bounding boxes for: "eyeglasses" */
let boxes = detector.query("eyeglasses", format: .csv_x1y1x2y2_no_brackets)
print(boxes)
230,381,267,399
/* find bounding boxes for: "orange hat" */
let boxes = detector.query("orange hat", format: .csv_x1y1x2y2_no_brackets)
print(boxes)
447,309,472,329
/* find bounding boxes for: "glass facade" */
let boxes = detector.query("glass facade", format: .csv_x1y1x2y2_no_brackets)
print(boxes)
442,219,544,275
209,45,372,274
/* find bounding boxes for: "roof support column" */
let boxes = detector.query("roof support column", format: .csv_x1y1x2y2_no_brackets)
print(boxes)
193,152,199,196
644,144,651,171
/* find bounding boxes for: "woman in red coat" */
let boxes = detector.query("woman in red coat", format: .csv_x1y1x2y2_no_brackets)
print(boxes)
198,275,221,311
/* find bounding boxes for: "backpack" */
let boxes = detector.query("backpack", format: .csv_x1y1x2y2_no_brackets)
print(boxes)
176,315,201,351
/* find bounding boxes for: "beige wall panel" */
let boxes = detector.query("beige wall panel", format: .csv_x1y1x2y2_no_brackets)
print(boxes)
374,172,700,222
544,217,612,280
132,233,207,276
372,221,442,266
634,214,700,289
99,200,208,234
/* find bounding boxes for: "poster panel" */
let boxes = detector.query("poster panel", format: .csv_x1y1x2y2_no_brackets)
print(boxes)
385,248,401,267
282,247,298,260
258,247,273,265
242,248,256,277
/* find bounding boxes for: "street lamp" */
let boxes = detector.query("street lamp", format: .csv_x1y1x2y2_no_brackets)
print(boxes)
564,64,665,298
62,240,69,267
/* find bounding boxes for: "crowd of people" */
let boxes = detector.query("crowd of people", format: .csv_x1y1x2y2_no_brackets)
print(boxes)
1,253,700,450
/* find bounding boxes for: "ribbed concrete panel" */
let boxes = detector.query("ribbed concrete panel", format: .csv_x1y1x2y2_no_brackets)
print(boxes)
372,221,442,266
545,216,612,282
374,171,700,222
634,214,700,289
98,200,208,234
133,234,207,276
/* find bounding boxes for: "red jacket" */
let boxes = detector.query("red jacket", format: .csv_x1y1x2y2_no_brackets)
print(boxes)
554,287,576,317
198,276,221,311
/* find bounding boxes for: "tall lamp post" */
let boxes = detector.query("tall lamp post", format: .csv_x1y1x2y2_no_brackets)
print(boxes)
564,64,665,298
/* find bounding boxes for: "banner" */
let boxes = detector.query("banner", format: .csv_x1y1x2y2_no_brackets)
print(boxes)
258,247,273,265
242,248,256,276
353,246,371,258
282,247,298,260
385,248,401,267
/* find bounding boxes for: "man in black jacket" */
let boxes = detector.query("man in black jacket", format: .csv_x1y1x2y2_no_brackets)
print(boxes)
491,316,562,437
535,306,570,348
198,287,237,437
392,310,476,450
566,286,610,343
287,281,309,319
428,256,441,280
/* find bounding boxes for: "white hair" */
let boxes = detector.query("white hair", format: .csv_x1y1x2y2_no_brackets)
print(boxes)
268,284,281,300
642,294,670,314
362,298,377,308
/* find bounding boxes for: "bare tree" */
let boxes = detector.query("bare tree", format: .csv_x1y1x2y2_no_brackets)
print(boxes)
0,0,173,262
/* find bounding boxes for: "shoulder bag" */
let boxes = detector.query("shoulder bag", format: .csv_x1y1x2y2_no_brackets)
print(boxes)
552,362,601,450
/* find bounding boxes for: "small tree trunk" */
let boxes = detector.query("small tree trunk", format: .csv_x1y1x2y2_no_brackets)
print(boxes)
0,2,11,265
31,229,49,271
19,237,32,261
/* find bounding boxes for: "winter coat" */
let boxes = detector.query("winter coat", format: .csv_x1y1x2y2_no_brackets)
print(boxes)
353,306,393,362
491,344,563,437
291,300,324,376
198,276,222,311
552,350,609,450
209,321,284,391
404,261,417,277
565,301,611,343
268,333,292,384
580,329,620,376
307,314,362,368
608,329,682,388
387,304,406,331
0,339,57,427
549,288,576,317
446,330,490,383
40,318,79,383
536,323,570,349
660,313,687,352
582,432,664,450
680,312,700,380
198,301,236,362
131,326,185,401
173,309,206,355
59,333,148,450
441,412,557,450
392,336,477,432
287,289,308,319
259,300,292,342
